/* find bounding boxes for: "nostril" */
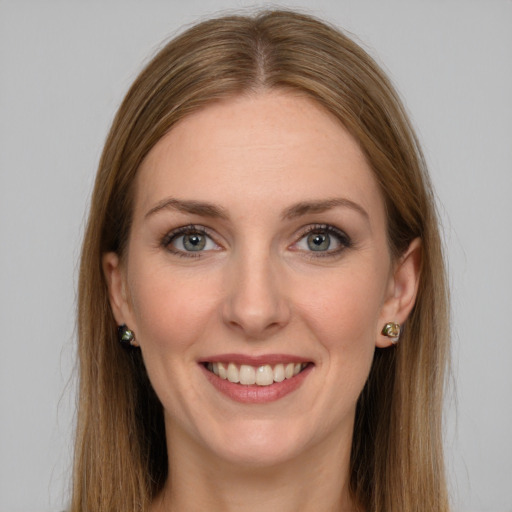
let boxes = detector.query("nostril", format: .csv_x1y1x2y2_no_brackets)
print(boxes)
222,296,291,338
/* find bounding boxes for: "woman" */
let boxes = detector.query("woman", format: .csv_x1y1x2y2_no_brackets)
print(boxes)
73,9,450,512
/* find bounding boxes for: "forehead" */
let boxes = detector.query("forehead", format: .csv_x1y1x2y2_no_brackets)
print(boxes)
135,91,384,221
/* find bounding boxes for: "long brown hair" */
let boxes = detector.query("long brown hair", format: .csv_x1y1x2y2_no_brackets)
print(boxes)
73,10,450,511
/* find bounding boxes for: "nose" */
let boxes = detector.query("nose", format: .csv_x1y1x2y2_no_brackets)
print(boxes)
221,249,291,339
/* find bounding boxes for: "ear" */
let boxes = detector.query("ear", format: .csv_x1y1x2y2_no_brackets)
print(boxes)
376,238,422,348
102,252,135,330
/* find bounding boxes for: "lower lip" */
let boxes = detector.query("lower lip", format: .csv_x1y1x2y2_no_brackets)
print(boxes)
201,364,313,404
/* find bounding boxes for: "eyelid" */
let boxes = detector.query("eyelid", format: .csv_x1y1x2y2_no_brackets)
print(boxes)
161,224,222,257
160,223,351,258
290,223,352,256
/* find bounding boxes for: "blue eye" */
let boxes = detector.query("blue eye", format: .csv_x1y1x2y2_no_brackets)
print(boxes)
294,225,351,255
163,226,219,255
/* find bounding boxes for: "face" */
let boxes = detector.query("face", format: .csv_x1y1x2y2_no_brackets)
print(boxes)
105,91,420,469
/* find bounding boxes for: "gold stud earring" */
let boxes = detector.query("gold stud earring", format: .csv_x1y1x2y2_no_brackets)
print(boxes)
381,322,401,344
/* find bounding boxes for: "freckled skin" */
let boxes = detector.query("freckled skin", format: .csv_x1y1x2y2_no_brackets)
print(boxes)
104,91,420,511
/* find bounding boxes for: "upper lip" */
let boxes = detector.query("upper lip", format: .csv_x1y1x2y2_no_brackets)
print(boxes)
199,353,312,366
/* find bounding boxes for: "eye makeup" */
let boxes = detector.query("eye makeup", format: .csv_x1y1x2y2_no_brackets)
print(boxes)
160,224,221,258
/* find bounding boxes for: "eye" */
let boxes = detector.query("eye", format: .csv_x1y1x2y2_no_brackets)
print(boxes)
305,232,332,251
293,224,351,255
162,225,220,256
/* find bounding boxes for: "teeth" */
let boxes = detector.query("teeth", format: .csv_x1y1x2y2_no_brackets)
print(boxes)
256,365,274,386
227,363,239,383
239,364,256,385
218,362,227,379
273,363,285,383
208,361,308,386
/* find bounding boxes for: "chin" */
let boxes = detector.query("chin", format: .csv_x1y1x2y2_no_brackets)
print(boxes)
215,436,303,469
194,416,318,469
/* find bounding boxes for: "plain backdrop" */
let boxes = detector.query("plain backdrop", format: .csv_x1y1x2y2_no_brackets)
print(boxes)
0,1,511,511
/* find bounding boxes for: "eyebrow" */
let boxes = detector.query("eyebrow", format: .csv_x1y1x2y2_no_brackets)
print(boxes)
145,198,230,220
144,197,369,222
281,198,369,221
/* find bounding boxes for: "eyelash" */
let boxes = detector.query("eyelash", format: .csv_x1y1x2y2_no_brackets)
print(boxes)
292,224,352,258
161,224,219,258
160,223,352,258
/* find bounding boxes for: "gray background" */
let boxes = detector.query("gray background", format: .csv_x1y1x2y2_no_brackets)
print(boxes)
0,1,511,511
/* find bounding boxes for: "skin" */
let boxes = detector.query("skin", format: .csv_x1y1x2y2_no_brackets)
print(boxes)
104,91,421,512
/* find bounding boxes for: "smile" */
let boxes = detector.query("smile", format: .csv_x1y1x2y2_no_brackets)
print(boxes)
205,362,309,386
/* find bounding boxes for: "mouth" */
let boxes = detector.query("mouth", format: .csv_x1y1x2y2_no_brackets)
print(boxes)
203,361,310,386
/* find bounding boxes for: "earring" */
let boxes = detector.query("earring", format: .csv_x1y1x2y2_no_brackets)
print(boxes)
118,324,137,347
381,322,401,344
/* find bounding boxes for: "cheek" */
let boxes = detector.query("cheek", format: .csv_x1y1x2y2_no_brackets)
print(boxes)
314,295,378,389
301,267,385,340
125,263,224,416
294,262,388,378
127,263,221,352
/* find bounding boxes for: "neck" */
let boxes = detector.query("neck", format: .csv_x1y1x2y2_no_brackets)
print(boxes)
151,423,358,512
